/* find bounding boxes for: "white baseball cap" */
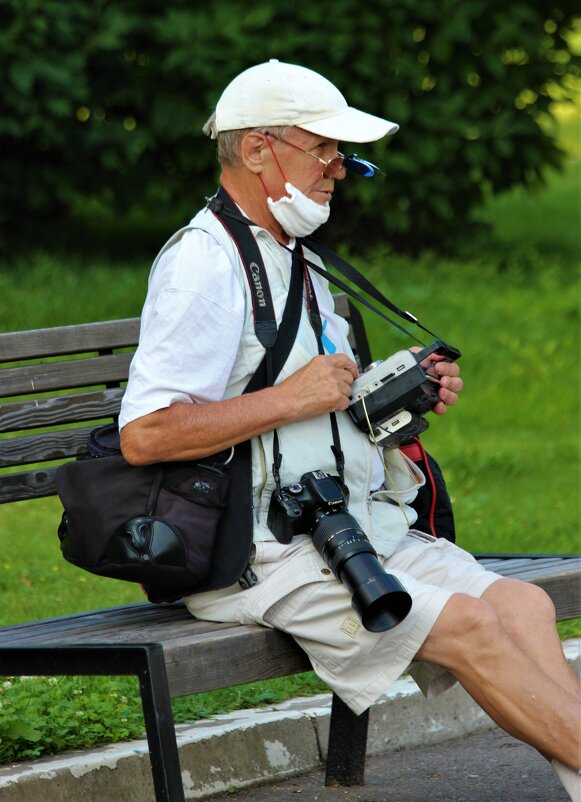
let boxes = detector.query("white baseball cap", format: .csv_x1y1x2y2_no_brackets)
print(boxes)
207,59,398,143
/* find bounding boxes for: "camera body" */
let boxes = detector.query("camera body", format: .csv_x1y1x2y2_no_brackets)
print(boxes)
268,470,412,632
268,469,350,545
348,339,461,448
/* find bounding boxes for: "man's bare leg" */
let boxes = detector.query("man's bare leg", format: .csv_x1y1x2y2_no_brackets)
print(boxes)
415,586,581,770
482,578,581,700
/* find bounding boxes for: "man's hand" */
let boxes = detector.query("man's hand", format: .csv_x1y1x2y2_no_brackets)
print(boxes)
421,353,463,415
409,347,463,415
275,354,359,420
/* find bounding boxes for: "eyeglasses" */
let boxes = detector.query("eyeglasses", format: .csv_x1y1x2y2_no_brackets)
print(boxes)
265,132,346,179
265,132,384,180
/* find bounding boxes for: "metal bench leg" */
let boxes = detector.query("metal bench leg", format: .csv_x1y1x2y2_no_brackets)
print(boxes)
139,645,186,802
0,645,185,802
325,692,369,786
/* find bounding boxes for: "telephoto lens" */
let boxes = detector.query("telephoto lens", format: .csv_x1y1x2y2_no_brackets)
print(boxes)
311,510,411,632
268,470,412,631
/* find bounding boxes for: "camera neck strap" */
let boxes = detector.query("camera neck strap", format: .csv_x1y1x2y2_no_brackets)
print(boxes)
269,265,346,491
207,189,442,346
210,186,305,391
209,188,317,491
304,267,346,482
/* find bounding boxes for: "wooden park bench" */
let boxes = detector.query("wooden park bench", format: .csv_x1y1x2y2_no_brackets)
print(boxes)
1,295,579,802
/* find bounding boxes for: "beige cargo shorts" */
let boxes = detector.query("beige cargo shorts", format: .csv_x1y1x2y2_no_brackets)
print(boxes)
185,530,502,715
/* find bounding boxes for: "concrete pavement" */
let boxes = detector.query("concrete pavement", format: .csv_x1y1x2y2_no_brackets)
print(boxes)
208,729,570,802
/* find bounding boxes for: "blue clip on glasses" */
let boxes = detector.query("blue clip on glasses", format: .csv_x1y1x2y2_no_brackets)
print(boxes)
343,155,384,178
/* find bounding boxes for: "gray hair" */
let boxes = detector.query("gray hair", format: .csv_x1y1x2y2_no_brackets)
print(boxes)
203,113,293,167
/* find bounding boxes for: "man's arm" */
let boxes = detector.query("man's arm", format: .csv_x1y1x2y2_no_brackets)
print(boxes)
120,353,358,465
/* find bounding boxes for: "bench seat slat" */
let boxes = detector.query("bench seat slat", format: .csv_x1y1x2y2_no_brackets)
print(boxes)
504,562,581,580
0,601,189,633
162,627,311,696
533,578,580,620
482,558,581,576
0,319,140,362
0,389,124,434
2,352,133,397
479,557,554,571
1,618,235,647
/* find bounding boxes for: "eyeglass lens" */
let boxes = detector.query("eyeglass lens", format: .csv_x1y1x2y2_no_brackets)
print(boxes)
322,157,346,179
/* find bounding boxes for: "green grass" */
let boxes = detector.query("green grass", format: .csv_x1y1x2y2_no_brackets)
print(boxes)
0,154,579,764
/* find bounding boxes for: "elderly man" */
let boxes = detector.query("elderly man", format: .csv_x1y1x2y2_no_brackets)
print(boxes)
119,60,580,799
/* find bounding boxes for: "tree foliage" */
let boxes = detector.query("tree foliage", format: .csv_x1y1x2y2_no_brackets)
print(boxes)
0,0,578,253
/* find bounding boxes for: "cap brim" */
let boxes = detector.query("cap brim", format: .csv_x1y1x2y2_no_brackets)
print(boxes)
298,107,399,143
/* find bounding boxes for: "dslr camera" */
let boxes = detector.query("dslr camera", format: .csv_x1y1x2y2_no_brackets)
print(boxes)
349,339,461,448
268,470,412,632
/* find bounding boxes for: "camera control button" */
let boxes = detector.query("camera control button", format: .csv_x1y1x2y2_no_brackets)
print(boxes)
321,568,331,575
288,483,303,494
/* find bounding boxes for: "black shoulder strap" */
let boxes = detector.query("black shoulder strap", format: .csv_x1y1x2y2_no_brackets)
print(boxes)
209,186,304,390
245,245,304,393
210,187,278,350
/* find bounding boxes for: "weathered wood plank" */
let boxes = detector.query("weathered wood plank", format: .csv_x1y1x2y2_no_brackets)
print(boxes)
476,557,581,578
1,352,133,397
163,626,311,697
531,573,581,621
503,562,581,581
0,468,58,503
0,319,140,362
0,614,235,647
0,427,94,467
479,557,557,572
0,602,191,636
0,389,124,434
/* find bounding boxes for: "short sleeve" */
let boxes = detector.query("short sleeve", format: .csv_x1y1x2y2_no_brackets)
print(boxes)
119,228,246,428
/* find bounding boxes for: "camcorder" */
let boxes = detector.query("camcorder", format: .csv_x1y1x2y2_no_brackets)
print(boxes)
349,339,462,448
268,470,412,632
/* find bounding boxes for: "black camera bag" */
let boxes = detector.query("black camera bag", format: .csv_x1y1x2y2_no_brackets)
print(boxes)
56,427,241,601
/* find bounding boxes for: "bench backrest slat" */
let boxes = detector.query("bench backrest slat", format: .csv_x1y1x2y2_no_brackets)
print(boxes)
1,389,125,433
0,319,141,362
0,469,57,502
1,427,94,467
2,352,133,397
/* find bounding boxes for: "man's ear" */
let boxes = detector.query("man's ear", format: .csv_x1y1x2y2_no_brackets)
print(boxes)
240,132,267,174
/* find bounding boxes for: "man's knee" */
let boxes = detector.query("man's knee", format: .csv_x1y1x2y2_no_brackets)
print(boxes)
519,580,557,623
484,578,557,629
417,593,504,668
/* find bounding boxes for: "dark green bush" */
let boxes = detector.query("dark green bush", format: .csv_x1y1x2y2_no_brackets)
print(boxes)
0,0,578,254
